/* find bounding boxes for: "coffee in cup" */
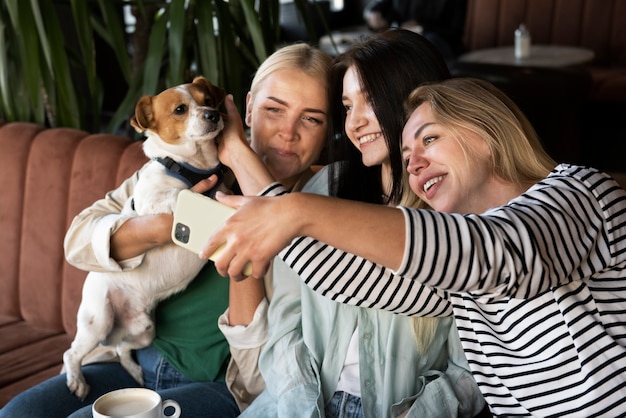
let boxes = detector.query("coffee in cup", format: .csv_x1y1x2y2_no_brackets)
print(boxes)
92,388,181,418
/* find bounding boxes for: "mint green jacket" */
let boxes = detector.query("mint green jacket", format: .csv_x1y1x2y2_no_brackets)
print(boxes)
241,166,485,418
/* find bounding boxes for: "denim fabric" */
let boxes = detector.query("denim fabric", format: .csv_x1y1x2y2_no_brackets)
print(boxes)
325,391,364,418
136,345,194,390
0,346,238,418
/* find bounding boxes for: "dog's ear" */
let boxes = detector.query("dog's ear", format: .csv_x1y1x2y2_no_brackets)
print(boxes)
209,84,227,108
193,76,226,108
130,96,155,133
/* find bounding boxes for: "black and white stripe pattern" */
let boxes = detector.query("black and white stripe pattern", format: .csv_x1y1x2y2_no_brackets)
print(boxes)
276,165,626,417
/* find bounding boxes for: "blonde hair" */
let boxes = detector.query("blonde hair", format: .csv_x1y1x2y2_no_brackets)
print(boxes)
249,43,332,103
398,150,435,354
404,77,555,186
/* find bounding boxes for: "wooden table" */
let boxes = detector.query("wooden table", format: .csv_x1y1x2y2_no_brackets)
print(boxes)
458,45,595,68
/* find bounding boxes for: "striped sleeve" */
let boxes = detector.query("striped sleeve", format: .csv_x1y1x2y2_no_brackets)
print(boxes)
259,182,289,197
279,237,452,316
395,168,624,300
280,165,626,314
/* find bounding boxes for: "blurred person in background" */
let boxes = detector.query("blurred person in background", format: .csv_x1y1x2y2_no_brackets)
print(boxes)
363,0,467,65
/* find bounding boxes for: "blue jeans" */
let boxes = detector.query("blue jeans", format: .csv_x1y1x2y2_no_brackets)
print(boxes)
0,346,238,418
325,391,364,418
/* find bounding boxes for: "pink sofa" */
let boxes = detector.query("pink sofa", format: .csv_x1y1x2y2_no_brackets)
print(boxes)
0,122,147,407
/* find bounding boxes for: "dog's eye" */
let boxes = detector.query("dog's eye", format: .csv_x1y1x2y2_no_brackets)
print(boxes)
174,104,188,115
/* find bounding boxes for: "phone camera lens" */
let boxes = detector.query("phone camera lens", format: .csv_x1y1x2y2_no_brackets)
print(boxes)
174,223,190,243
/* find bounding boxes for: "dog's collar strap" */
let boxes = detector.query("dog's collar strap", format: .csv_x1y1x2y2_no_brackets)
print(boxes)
155,156,224,198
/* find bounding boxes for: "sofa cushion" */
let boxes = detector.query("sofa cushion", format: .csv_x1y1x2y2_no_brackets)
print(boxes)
61,134,147,336
0,123,45,321
0,319,72,406
0,122,147,407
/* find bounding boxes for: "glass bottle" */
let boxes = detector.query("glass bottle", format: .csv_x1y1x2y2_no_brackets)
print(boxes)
515,24,531,59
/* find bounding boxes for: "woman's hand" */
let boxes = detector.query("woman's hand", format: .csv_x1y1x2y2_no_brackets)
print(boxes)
200,192,302,281
218,94,252,168
190,174,221,194
217,94,275,195
110,213,174,261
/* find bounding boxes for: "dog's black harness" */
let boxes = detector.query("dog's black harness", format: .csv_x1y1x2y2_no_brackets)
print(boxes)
155,156,225,198
129,157,225,212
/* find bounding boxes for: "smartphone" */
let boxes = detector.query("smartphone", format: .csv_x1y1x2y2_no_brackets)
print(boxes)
172,189,252,276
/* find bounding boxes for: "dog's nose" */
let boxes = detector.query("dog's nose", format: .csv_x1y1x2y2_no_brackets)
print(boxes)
204,110,221,123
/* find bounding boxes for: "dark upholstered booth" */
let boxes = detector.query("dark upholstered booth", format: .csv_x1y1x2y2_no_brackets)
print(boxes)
453,0,626,171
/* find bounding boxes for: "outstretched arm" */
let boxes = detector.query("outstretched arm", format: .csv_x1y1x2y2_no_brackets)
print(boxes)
202,191,406,280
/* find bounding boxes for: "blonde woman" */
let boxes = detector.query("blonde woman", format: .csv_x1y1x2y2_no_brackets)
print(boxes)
0,43,331,418
217,42,332,412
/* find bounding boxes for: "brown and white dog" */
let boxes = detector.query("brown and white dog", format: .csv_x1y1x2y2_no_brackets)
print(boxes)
63,77,226,400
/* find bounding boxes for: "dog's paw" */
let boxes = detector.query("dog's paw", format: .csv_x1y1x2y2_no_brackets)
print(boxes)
64,349,90,400
128,362,145,386
66,375,90,401
117,345,145,386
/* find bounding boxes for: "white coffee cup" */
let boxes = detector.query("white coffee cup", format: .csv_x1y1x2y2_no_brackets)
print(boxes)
92,388,181,418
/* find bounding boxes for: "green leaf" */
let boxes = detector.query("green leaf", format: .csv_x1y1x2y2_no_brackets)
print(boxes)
239,0,268,62
96,0,132,83
70,0,103,129
195,1,219,82
0,18,16,121
70,0,96,89
142,7,169,96
107,74,144,134
258,0,281,45
29,0,53,75
6,0,45,124
37,0,80,128
168,0,186,85
0,0,327,132
40,60,57,126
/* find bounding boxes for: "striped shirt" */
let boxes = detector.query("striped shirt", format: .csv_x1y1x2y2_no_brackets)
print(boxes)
271,164,626,417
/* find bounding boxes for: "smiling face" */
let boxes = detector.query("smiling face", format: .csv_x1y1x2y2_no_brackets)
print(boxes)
245,68,328,188
341,66,389,169
401,103,511,214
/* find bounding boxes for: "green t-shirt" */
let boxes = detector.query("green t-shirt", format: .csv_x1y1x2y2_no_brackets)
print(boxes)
151,262,230,382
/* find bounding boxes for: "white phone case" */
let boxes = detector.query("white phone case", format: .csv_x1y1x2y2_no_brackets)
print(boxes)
172,189,252,276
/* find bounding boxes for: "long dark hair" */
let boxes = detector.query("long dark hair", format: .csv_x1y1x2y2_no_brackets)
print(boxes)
327,29,450,205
